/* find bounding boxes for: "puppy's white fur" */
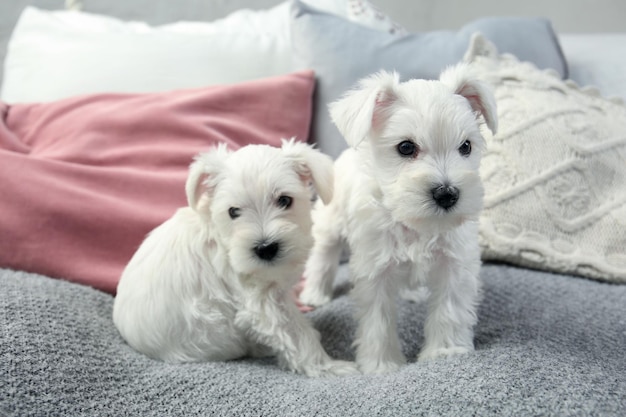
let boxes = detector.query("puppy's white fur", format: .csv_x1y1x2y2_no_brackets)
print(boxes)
113,140,357,377
300,64,497,374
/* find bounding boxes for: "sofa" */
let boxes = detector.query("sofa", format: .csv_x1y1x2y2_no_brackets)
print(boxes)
1,1,624,416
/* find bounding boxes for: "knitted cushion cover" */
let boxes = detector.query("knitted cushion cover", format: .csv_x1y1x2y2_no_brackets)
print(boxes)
467,35,626,283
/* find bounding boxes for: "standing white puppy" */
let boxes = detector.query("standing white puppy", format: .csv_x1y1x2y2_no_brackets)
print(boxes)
300,64,497,374
113,140,357,377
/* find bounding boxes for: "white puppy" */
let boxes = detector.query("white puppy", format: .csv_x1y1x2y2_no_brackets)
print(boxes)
113,140,358,377
300,64,497,374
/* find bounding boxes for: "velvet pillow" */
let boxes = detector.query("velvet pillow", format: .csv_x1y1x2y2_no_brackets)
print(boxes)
0,70,315,293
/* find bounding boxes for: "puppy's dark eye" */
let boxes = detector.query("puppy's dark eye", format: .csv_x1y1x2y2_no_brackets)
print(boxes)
459,140,472,157
397,140,418,158
277,195,293,209
228,207,241,219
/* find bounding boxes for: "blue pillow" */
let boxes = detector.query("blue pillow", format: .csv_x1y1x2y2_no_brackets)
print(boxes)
290,0,568,158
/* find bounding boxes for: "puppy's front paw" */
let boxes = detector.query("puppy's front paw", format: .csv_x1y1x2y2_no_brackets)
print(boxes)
358,358,405,375
299,284,332,307
303,360,360,377
418,346,472,362
325,360,361,376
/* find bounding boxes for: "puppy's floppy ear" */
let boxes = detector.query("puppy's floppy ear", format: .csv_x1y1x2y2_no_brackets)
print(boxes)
281,138,334,205
329,70,400,148
440,62,498,134
186,144,230,211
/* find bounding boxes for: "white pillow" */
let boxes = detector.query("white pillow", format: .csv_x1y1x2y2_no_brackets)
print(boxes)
1,0,402,103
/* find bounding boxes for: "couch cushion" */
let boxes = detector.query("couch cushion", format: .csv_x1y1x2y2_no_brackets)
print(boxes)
559,33,626,101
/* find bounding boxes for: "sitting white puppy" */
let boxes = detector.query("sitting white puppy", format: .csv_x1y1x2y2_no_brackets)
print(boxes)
300,64,497,374
113,140,357,377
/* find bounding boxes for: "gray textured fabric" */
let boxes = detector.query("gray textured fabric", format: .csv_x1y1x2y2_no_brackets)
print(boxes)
1,264,625,416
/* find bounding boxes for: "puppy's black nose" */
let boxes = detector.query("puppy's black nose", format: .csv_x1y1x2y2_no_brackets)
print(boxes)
254,241,280,261
431,185,460,210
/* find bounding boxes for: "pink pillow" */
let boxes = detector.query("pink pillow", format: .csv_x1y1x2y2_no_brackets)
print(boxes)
0,71,315,294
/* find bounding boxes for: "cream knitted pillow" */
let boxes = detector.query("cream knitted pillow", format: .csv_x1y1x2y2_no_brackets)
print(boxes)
466,34,626,283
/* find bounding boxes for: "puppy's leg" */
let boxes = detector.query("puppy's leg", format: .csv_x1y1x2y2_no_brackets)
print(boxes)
419,234,481,361
352,264,407,374
300,203,343,307
236,287,358,377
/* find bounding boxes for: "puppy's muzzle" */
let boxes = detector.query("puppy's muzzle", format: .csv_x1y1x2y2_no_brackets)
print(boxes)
431,184,460,210
254,241,280,262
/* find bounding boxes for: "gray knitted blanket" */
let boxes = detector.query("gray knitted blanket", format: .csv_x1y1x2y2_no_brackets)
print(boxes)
1,264,625,416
